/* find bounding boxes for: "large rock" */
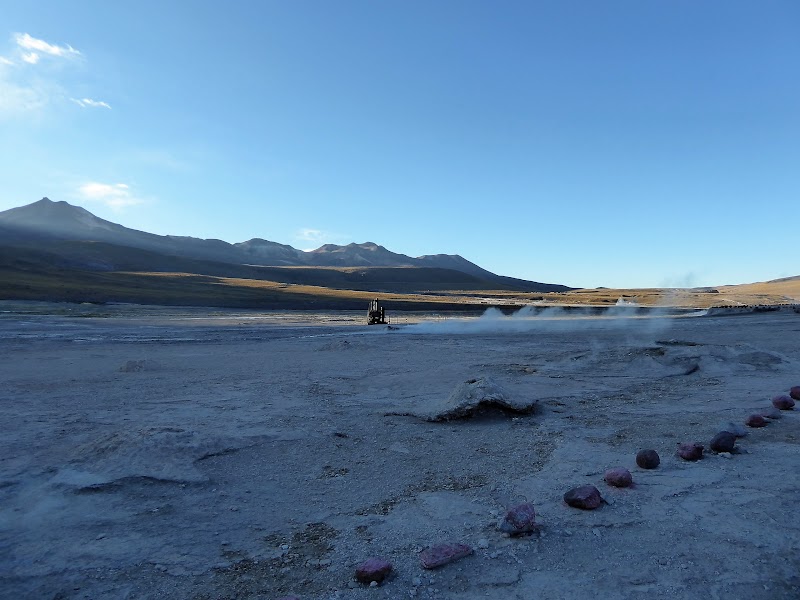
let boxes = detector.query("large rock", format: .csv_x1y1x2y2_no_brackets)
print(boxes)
402,377,536,422
710,431,736,453
635,449,660,469
419,543,473,569
498,502,537,536
355,557,392,584
604,467,633,488
677,442,704,461
745,414,768,428
563,485,603,510
772,395,796,410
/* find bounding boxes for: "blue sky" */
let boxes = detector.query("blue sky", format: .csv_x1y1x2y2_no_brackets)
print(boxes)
1,1,798,288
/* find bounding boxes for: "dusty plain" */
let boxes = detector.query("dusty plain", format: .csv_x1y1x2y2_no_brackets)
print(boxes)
1,302,799,599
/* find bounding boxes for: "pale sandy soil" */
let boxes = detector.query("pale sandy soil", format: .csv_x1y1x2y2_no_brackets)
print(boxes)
452,276,800,309
1,303,799,599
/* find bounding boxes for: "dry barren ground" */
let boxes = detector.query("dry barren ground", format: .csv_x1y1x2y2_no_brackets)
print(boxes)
457,276,800,309
1,305,799,599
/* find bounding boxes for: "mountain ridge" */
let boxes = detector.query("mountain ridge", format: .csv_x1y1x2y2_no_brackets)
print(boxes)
0,198,572,292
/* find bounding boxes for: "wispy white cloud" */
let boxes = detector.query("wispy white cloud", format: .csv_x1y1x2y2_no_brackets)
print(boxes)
297,228,326,242
77,182,145,210
0,32,108,119
71,97,111,109
294,227,349,250
14,33,80,63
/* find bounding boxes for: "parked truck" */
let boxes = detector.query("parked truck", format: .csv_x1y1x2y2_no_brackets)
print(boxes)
367,298,387,325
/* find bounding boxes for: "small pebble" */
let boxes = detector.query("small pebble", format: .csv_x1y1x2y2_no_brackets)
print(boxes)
477,539,489,549
636,449,660,469
790,386,800,401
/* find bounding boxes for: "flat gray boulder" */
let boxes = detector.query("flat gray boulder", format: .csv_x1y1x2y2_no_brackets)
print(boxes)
392,377,536,422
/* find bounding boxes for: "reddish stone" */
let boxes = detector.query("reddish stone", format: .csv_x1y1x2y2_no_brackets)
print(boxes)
563,485,602,510
710,431,736,453
354,557,392,584
772,395,796,410
499,502,537,536
745,414,768,428
790,386,800,401
419,543,473,569
636,449,660,469
604,467,633,488
677,442,704,461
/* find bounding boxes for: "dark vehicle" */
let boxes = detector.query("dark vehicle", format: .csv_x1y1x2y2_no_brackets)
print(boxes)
368,298,387,325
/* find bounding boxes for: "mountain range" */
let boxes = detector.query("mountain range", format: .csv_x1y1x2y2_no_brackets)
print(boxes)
0,198,571,308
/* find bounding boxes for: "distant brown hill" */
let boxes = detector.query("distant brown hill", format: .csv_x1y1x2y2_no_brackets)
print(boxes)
0,198,571,293
5,198,793,311
0,198,576,309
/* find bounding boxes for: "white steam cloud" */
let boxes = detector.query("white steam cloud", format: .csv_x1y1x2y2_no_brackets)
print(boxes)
398,305,706,336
